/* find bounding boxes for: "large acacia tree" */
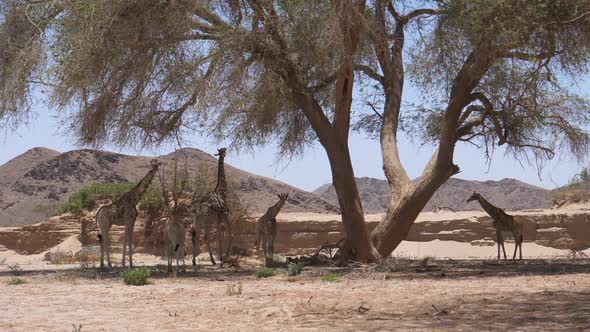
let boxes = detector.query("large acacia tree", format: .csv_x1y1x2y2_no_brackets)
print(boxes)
357,0,590,256
1,0,590,261
0,0,377,260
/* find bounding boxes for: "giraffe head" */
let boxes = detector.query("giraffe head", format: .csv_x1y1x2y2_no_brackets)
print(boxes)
466,191,480,202
214,148,227,159
277,193,289,202
150,159,162,169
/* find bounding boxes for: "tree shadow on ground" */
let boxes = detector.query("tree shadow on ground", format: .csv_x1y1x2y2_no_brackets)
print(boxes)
2,258,590,282
386,290,590,331
369,258,590,281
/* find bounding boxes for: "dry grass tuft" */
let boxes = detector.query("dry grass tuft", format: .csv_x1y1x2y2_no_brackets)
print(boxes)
226,282,243,296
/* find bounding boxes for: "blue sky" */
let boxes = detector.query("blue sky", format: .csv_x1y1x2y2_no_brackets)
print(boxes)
0,92,586,192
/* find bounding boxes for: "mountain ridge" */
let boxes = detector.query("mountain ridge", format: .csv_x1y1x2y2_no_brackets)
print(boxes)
0,147,338,227
313,176,554,213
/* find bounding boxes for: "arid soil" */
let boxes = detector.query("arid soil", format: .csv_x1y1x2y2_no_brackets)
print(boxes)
1,258,589,331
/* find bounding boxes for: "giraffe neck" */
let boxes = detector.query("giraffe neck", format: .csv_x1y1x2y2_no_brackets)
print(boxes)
476,196,505,219
118,166,159,206
265,199,286,219
214,156,227,200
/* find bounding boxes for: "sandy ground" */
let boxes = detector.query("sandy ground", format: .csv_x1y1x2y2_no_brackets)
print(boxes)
2,236,588,267
1,259,589,331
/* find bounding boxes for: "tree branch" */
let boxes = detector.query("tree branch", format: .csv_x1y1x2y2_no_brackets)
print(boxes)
354,65,384,83
366,101,383,120
468,92,507,145
561,11,590,24
307,72,339,93
386,1,440,24
498,49,559,61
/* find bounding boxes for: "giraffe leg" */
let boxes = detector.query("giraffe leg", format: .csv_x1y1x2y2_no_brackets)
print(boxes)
166,239,172,273
269,232,275,267
98,232,105,268
175,245,179,276
262,236,267,267
501,241,507,260
128,227,134,268
512,240,518,260
191,227,197,266
181,245,186,273
216,217,223,267
519,235,523,260
121,231,127,268
269,242,274,268
204,223,216,265
105,233,112,268
496,231,501,260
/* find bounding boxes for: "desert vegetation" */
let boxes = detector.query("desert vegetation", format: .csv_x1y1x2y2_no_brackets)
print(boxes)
554,167,590,205
2,0,590,262
121,267,151,286
57,182,136,215
1,0,590,330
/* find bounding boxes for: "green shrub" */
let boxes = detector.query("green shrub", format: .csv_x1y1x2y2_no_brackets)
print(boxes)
321,273,343,282
6,278,27,285
287,262,303,276
553,167,590,204
137,188,164,215
121,267,150,286
58,182,136,214
255,267,275,278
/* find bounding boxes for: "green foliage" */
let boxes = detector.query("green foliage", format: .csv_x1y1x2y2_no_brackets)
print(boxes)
320,273,342,282
137,188,164,216
6,277,27,285
121,267,150,286
57,182,168,216
58,182,135,214
287,262,303,277
255,268,275,278
553,167,590,203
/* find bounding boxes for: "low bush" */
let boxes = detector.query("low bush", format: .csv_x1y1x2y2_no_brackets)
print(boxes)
255,267,275,278
287,262,303,276
321,273,343,282
57,182,136,214
121,267,150,286
6,278,27,285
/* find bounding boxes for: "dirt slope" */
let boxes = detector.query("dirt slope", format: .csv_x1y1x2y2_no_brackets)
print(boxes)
0,147,337,226
314,177,553,213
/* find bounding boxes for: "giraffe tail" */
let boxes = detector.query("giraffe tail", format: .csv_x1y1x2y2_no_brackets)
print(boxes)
175,244,180,252
97,234,102,242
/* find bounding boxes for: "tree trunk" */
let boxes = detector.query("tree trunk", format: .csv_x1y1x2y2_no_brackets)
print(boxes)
325,141,376,262
371,163,459,257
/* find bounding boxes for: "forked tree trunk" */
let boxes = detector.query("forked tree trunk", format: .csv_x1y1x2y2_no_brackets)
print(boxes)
325,142,375,262
370,163,459,257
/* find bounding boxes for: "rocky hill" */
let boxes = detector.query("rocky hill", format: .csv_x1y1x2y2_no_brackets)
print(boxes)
314,177,553,213
0,147,338,227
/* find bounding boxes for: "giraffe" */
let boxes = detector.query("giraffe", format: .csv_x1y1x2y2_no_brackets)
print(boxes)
164,216,186,274
467,192,523,260
191,148,229,266
96,159,161,268
255,193,289,267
